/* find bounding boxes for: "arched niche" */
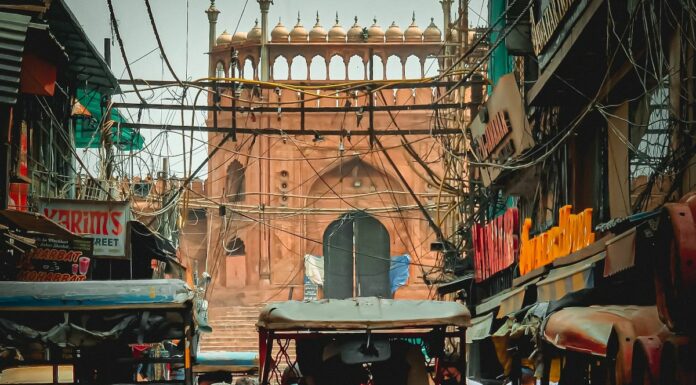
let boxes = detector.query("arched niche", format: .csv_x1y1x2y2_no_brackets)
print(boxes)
290,55,308,80
243,58,255,80
215,61,226,78
423,55,440,77
225,159,245,202
272,56,289,80
404,55,421,79
347,55,364,80
329,55,347,80
309,55,327,80
385,55,402,80
370,55,384,80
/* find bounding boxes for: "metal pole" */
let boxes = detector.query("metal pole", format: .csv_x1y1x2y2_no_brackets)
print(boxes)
258,0,273,81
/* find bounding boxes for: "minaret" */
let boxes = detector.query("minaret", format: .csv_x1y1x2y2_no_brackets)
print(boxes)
258,0,273,81
205,0,221,78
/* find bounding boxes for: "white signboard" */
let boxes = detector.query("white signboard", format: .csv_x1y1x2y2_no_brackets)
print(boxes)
39,199,130,258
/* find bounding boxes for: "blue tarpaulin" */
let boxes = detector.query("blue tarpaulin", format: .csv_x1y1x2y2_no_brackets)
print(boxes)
390,254,411,294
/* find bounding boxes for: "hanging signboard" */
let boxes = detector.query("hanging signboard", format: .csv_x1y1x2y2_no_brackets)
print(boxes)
472,207,519,282
17,236,94,281
469,74,534,187
303,276,319,301
39,199,130,258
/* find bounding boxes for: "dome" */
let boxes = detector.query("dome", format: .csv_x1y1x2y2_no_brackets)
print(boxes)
216,30,233,45
290,13,308,42
328,13,346,42
404,13,423,42
367,18,384,42
385,21,403,42
231,31,247,43
423,18,442,42
309,12,327,42
247,19,262,42
347,16,363,42
271,19,289,42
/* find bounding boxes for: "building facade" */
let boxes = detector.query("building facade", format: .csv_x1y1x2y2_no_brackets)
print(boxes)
202,4,484,305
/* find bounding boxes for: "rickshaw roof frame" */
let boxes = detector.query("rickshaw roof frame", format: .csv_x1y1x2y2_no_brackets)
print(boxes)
256,297,471,331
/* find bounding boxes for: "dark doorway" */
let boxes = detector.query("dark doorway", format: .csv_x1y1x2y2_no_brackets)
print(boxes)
322,211,391,299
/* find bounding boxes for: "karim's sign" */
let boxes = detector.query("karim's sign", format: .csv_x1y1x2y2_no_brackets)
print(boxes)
39,199,130,258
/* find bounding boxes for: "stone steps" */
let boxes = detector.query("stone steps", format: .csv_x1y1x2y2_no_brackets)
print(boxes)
200,305,264,352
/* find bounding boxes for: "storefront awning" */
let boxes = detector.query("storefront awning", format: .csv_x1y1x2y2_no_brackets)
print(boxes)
536,252,605,302
466,313,494,343
604,227,636,277
542,306,666,357
0,209,76,238
475,278,540,318
74,88,144,150
0,11,31,105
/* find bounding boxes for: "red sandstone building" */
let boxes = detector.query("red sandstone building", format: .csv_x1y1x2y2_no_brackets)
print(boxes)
196,1,479,306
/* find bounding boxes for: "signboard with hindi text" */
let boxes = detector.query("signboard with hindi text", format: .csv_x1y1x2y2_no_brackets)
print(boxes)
39,199,130,258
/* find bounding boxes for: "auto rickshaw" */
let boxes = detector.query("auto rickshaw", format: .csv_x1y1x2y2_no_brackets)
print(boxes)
256,297,471,385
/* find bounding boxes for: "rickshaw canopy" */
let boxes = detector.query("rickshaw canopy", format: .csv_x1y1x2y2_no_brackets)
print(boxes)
257,297,471,331
0,279,193,311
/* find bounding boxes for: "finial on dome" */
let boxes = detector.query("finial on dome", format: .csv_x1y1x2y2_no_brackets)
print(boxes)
412,11,416,23
431,17,434,23
297,11,301,24
354,16,358,24
335,12,339,25
316,11,320,24
373,17,377,25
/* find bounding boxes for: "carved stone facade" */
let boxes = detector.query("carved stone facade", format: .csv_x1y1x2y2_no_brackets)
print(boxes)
203,12,475,305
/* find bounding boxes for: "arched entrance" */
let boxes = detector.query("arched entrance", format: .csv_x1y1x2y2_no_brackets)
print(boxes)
322,211,391,299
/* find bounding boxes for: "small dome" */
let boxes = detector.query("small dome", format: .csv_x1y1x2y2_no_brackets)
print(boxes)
347,16,363,42
216,30,233,45
271,19,289,42
385,21,403,42
423,18,442,42
290,13,308,42
328,13,346,42
309,12,327,42
404,13,423,42
231,31,247,43
367,18,384,42
247,19,262,42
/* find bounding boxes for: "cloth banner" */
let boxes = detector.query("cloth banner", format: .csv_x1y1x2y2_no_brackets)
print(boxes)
389,254,411,293
304,254,324,286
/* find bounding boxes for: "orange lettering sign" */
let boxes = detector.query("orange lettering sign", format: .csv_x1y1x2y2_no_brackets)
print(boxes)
519,205,595,275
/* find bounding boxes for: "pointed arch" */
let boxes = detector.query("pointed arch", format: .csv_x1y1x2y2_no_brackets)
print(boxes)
309,55,327,80
385,55,402,80
329,55,347,80
225,159,245,202
272,56,289,80
370,55,384,80
290,55,308,80
347,55,364,80
215,61,226,78
243,58,255,80
404,55,421,79
423,55,440,77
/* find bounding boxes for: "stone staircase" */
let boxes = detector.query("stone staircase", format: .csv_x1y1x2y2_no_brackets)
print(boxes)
200,305,262,352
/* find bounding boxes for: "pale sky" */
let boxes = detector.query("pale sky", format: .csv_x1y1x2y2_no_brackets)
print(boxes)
65,0,488,179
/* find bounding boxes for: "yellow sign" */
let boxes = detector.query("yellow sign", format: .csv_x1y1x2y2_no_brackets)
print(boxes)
519,205,595,275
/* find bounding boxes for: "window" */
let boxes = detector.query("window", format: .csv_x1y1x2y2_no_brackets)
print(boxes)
629,81,671,212
225,237,245,256
216,61,225,78
225,160,245,202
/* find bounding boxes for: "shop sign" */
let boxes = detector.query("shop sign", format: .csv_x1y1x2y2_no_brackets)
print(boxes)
472,207,519,282
17,237,94,281
473,111,515,161
519,205,595,275
469,74,534,187
39,199,130,258
303,276,319,300
530,0,579,55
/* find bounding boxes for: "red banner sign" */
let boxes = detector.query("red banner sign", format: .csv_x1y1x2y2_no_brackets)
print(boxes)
472,207,519,282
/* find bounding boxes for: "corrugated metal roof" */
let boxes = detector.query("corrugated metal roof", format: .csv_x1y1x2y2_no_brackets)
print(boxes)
0,11,30,104
46,0,118,92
